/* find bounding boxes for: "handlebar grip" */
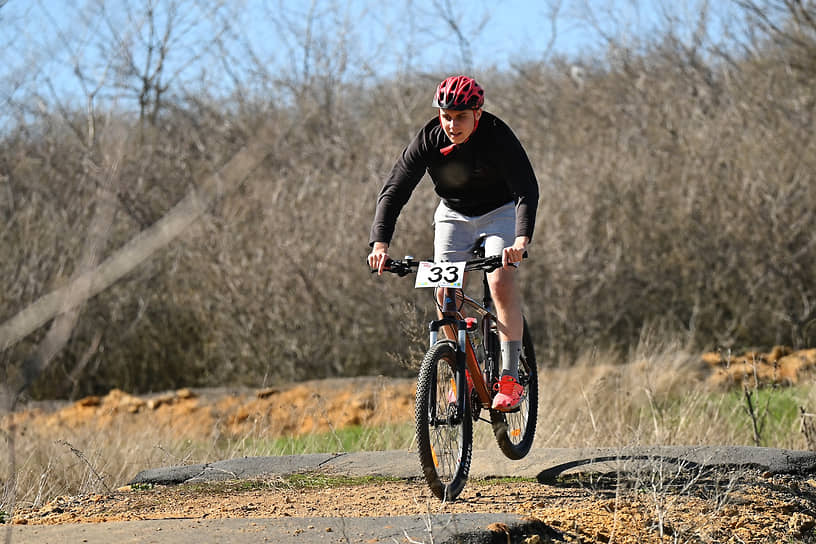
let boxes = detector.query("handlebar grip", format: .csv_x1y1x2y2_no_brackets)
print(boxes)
370,259,391,272
370,258,413,276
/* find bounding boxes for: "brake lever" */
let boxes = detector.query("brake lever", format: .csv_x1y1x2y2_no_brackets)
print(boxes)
482,251,527,273
370,259,411,276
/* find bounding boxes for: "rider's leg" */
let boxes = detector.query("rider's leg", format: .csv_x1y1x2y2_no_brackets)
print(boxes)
487,266,523,379
478,207,525,410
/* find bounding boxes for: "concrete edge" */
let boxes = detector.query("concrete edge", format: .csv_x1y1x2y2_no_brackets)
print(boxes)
129,446,816,487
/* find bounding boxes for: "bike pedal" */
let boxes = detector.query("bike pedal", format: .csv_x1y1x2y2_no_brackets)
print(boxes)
491,405,522,414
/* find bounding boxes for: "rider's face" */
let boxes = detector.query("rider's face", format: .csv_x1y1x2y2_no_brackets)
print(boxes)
439,108,482,145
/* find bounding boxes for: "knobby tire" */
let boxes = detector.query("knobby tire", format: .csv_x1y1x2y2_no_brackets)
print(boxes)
415,341,473,501
490,318,538,460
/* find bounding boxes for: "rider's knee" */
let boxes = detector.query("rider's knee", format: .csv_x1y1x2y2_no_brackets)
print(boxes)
487,270,517,301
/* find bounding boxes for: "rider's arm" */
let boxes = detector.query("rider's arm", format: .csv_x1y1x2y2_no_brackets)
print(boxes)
490,117,539,243
368,123,435,248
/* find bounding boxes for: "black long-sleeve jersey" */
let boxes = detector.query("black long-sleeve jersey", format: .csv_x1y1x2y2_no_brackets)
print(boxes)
369,111,539,246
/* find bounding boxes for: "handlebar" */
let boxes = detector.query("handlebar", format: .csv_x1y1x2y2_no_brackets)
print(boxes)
379,257,421,276
373,253,527,276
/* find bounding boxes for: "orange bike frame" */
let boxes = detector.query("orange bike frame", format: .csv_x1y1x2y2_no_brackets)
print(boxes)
434,287,495,409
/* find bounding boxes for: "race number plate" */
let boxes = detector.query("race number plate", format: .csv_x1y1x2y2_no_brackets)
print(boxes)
414,261,466,289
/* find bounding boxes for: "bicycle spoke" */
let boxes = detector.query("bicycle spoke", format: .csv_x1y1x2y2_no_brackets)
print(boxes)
430,365,462,479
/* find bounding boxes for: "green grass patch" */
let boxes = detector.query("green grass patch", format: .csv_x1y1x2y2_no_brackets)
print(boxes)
472,477,536,486
0,510,7,524
630,383,811,448
283,473,399,489
717,385,807,446
209,423,416,458
269,423,415,455
547,472,622,488
181,474,399,494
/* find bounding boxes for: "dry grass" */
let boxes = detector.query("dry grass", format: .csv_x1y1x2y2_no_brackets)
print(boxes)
3,343,815,512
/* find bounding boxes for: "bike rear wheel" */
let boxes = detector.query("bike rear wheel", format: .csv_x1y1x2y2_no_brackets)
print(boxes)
415,341,473,501
490,318,538,460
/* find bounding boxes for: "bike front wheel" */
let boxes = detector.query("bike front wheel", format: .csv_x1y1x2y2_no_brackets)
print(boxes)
415,341,473,501
490,318,538,460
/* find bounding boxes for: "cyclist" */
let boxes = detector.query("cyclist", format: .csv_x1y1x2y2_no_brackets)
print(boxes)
367,75,539,411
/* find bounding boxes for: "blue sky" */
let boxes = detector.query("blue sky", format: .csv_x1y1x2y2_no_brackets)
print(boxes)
237,0,681,73
1,0,731,115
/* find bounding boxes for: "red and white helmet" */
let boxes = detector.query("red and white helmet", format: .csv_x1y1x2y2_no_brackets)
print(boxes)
432,75,485,110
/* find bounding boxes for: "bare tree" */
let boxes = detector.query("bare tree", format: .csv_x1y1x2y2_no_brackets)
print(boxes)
91,0,235,128
263,0,379,120
734,0,816,69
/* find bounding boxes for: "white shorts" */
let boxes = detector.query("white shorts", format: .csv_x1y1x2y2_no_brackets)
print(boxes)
433,201,515,262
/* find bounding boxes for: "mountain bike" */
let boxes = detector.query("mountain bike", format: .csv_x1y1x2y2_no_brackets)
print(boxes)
376,248,538,501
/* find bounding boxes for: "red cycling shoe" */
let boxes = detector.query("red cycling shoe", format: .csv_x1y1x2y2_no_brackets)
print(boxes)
491,374,523,411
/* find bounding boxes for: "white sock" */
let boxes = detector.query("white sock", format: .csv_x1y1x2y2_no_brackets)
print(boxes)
500,340,522,381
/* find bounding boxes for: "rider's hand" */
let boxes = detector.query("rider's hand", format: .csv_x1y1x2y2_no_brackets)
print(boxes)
368,242,390,275
502,236,529,268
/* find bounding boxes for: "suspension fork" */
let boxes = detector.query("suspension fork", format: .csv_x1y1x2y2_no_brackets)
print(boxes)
427,287,469,422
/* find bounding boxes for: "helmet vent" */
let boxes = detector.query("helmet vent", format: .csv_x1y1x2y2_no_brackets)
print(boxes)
433,75,484,110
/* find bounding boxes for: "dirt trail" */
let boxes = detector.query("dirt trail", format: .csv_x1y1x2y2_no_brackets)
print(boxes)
11,470,816,542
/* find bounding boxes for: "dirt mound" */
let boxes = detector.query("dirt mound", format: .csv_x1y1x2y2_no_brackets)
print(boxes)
702,346,816,388
8,348,816,442
7,377,416,442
